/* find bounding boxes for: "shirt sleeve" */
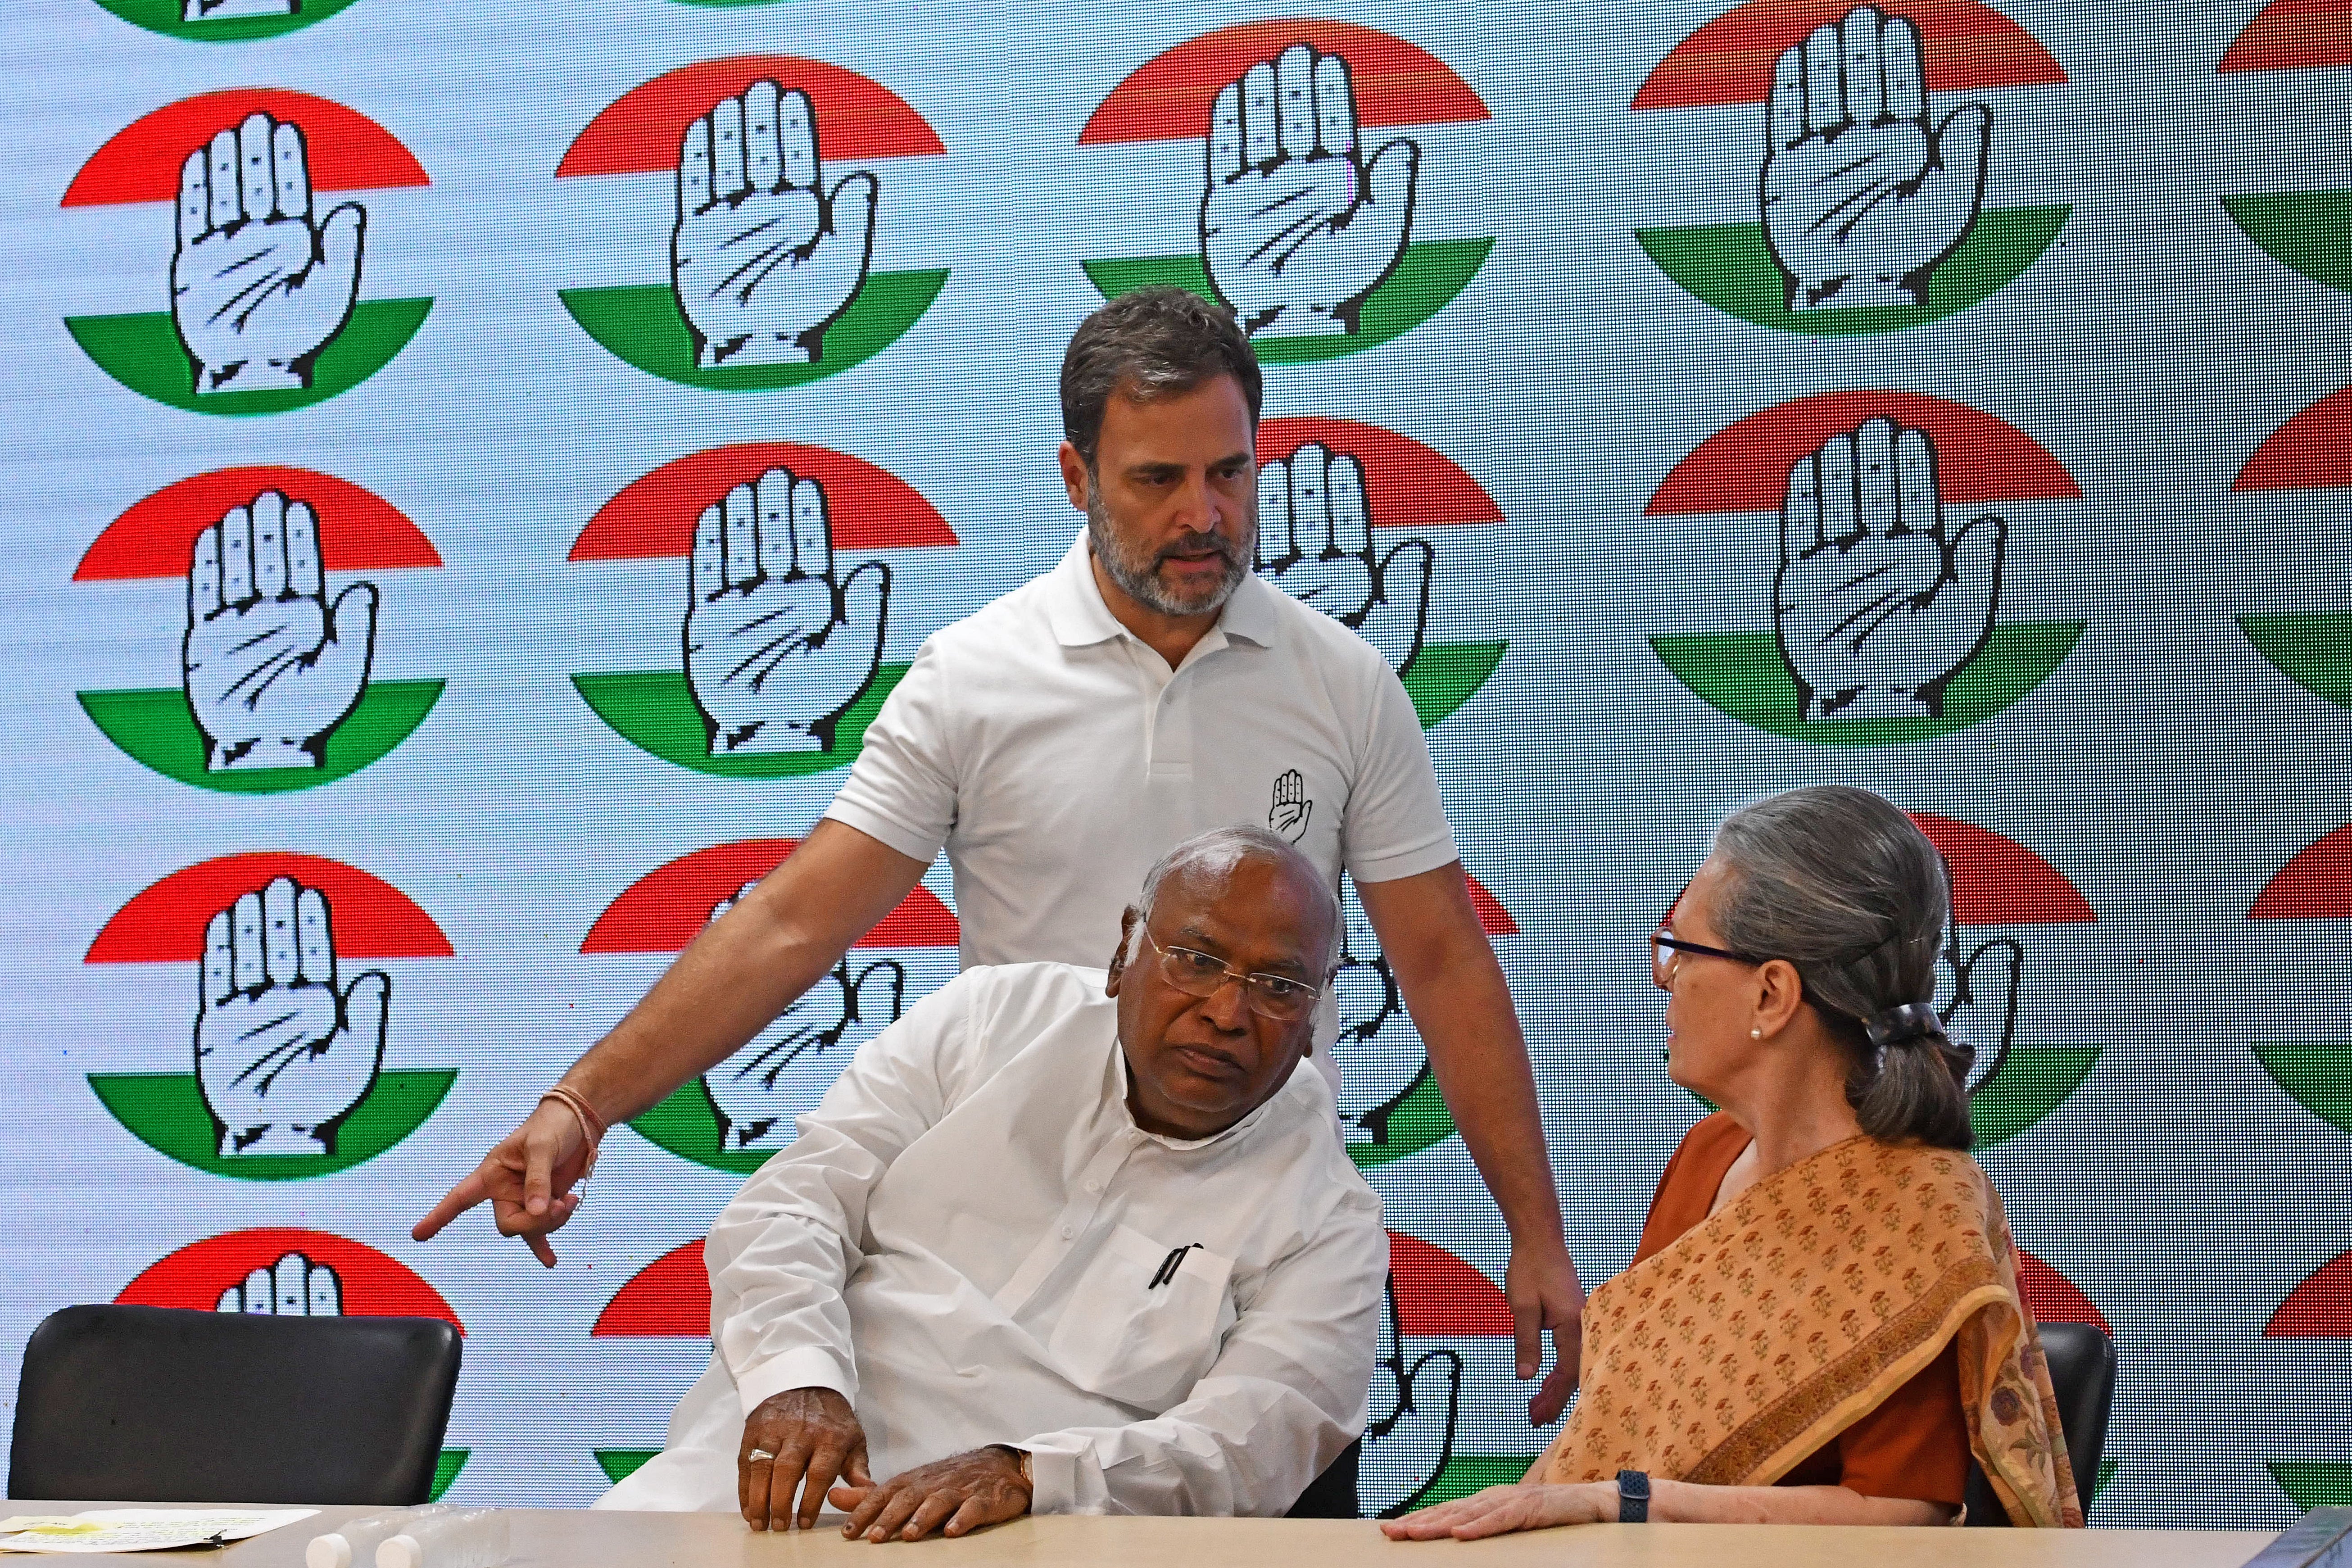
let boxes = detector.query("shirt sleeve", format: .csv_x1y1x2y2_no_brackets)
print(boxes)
703,975,975,1418
1340,658,1459,885
1016,1183,1387,1518
821,635,958,865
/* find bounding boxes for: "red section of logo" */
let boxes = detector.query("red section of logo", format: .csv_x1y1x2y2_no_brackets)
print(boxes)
582,841,959,954
594,1241,711,1337
63,91,430,208
2017,1250,2111,1337
1908,816,2095,925
2236,388,2352,493
1259,419,1503,528
1079,20,1490,145
569,445,956,562
1387,1231,1513,1337
2251,827,2352,918
1633,0,2066,110
557,58,944,179
1464,875,1517,938
2266,1251,2352,1337
119,1228,462,1329
2219,0,2352,74
87,853,453,963
76,468,443,581
1647,393,2080,515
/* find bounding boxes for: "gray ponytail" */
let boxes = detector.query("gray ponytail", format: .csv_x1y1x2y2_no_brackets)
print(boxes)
1710,786,1973,1150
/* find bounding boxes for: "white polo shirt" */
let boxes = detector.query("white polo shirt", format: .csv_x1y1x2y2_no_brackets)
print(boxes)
823,530,1459,1056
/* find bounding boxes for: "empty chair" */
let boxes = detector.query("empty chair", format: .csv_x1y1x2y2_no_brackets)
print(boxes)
9,1304,460,1505
1963,1321,2116,1526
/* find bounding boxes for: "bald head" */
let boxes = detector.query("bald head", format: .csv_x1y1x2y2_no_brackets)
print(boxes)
1133,826,1341,970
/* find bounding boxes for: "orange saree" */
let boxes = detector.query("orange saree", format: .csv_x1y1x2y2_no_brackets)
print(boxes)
1538,1133,2084,1527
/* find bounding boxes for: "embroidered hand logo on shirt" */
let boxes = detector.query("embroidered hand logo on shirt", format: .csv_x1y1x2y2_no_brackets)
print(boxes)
1256,442,1431,677
1268,770,1313,843
1330,900,1428,1146
1360,1274,1460,1518
701,882,906,1148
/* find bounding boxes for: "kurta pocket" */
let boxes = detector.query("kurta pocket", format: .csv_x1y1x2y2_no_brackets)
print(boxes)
1046,1223,1237,1409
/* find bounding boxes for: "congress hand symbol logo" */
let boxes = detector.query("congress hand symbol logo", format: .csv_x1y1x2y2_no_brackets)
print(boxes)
215,1250,340,1315
173,112,366,394
1361,1274,1461,1517
1775,417,2005,721
672,81,878,369
1201,42,1419,338
195,875,388,1158
1257,441,1431,676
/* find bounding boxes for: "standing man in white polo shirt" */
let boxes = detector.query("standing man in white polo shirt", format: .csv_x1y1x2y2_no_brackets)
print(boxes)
416,287,1586,1424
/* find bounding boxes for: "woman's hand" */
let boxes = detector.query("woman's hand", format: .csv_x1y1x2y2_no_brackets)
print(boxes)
1380,1481,1615,1540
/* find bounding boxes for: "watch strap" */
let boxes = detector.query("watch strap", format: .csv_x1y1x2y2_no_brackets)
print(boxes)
1616,1468,1651,1523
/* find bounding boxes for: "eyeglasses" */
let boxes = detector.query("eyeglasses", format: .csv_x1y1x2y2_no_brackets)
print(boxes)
1650,928,1766,991
1139,927,1322,1021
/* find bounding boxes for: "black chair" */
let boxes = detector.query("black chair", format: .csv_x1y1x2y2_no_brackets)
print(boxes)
1284,1438,1360,1518
9,1304,461,1505
1962,1320,2115,1526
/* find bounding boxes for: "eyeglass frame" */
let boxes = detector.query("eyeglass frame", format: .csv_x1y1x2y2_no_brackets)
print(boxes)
1649,929,1766,990
1136,925,1325,1021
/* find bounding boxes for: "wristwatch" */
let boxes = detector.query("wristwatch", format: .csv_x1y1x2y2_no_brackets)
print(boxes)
1616,1469,1651,1523
988,1444,1033,1486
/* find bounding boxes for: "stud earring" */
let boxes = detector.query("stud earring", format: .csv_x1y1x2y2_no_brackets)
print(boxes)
1750,1028,1761,1039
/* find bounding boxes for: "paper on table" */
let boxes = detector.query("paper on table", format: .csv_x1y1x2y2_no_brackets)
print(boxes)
0,1509,317,1553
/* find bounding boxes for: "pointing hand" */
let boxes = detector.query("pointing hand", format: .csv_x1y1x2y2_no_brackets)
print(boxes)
1762,6,1991,312
1201,43,1418,337
172,112,365,393
1937,935,2020,1095
215,1251,341,1314
1361,1277,1462,1517
685,468,890,754
195,875,388,1157
183,489,377,770
1774,417,2005,721
1256,444,1432,675
704,884,905,1149
672,82,878,368
1328,901,1428,1146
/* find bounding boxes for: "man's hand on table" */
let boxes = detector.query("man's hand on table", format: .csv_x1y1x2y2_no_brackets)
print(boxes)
831,1446,1032,1542
741,1387,871,1532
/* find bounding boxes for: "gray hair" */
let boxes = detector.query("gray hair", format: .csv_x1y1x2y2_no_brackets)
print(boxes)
1710,786,1973,1150
1133,826,1342,971
1060,287,1263,471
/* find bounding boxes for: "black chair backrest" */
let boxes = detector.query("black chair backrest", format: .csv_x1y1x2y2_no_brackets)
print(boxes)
9,1305,461,1505
1962,1320,2115,1526
1284,1437,1361,1519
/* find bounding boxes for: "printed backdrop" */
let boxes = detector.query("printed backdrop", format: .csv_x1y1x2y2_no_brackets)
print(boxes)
1,0,2347,1527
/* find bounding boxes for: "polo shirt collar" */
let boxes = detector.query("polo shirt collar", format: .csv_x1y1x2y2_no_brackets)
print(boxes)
1044,528,1283,652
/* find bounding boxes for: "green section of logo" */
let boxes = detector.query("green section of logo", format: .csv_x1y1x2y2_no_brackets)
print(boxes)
1971,1047,2100,1149
2224,192,2352,295
571,664,906,780
1082,240,1494,365
430,1450,467,1501
2253,1045,2352,1137
78,680,444,794
1634,206,2070,335
596,1450,658,1485
2094,1460,2116,1503
1424,1456,1540,1508
64,299,432,416
2270,1460,2352,1512
90,0,363,41
1350,1073,1454,1170
2241,615,2352,710
88,1070,457,1180
1402,642,1504,730
630,1080,772,1175
1647,622,2085,745
558,272,947,392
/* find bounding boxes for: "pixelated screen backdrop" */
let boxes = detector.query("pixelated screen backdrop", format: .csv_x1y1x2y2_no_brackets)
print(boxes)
1,0,2347,1526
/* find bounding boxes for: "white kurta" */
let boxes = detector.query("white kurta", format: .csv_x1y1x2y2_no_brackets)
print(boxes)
822,530,1459,1066
597,962,1388,1518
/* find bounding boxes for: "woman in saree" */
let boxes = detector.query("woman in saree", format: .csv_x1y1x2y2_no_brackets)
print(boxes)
1385,786,2084,1538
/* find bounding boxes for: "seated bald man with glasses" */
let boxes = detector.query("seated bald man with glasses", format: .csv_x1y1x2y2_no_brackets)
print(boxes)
598,826,1387,1541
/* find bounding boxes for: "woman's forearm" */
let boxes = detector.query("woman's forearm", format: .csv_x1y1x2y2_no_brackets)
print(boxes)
1650,1478,1951,1526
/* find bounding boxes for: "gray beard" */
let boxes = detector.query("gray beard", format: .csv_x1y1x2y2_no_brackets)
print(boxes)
1084,481,1251,618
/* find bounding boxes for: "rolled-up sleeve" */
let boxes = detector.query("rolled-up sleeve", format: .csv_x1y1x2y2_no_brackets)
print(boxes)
1017,1184,1387,1518
704,977,974,1418
823,636,959,866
